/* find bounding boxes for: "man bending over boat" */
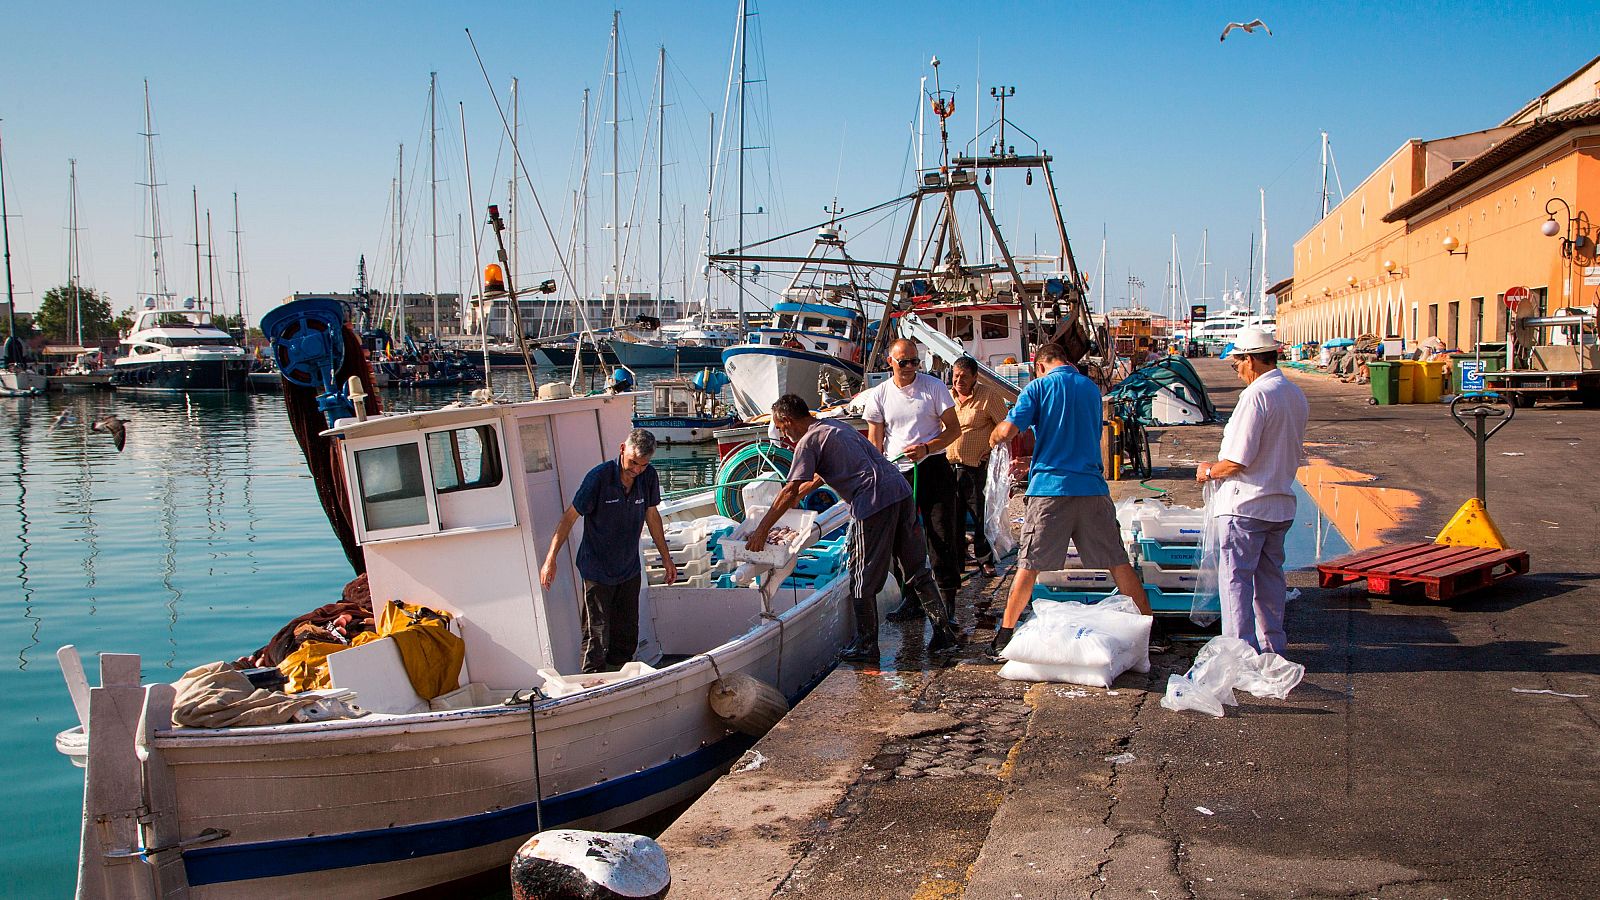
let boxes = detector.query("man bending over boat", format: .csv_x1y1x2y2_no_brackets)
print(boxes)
541,428,677,673
745,394,958,661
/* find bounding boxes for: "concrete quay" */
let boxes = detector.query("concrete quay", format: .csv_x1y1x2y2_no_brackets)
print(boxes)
659,358,1600,899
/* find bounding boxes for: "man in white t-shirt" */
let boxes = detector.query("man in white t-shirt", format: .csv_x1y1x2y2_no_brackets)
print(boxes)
861,339,963,627
1196,328,1309,654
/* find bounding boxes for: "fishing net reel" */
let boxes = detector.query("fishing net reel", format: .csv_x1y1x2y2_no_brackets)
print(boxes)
261,297,358,427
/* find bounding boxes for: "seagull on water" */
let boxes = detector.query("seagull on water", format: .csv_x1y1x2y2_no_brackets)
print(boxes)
91,415,130,452
1220,19,1272,41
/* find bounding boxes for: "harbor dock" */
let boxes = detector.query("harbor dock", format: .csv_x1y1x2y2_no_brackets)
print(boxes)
659,358,1600,898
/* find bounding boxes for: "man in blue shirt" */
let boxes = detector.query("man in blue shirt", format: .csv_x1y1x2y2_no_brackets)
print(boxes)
540,429,677,673
988,344,1151,657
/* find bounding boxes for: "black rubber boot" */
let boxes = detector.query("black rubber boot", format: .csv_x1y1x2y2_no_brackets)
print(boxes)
885,592,925,622
841,635,880,662
986,626,1015,662
927,621,960,654
842,596,879,662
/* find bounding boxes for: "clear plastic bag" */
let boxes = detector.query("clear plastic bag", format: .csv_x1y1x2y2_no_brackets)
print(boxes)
1190,480,1223,627
985,442,1017,560
997,595,1151,687
1161,635,1306,715
1158,674,1226,717
1235,652,1305,700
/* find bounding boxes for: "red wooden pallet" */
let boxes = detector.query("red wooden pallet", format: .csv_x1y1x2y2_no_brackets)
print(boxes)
1316,541,1529,601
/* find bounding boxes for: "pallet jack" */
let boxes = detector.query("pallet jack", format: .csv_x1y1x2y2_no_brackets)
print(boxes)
1315,392,1530,601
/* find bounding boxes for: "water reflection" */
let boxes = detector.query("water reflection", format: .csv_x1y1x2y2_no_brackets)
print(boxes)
12,398,40,669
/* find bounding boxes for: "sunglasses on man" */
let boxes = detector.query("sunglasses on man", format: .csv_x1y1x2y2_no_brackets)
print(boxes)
891,357,921,368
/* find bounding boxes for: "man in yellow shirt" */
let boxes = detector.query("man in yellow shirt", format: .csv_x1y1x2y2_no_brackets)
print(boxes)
948,357,1009,578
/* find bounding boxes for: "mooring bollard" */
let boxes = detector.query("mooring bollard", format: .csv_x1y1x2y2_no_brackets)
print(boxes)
510,829,670,900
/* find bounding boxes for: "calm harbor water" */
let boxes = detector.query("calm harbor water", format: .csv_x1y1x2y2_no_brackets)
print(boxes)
0,368,716,897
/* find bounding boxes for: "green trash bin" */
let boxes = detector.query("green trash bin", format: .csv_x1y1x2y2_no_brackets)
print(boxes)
1448,351,1505,394
1368,361,1399,405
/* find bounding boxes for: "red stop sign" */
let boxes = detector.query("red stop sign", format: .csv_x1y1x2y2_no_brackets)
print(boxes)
1504,286,1530,309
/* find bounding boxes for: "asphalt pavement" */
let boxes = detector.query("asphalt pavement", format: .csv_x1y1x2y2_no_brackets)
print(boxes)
661,358,1600,899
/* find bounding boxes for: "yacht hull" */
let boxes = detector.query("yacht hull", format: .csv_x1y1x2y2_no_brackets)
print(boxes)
112,358,250,392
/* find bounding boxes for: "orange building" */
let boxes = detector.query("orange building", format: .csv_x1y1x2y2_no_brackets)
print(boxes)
1280,57,1600,348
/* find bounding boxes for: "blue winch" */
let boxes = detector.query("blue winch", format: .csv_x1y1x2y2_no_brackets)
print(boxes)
261,297,358,427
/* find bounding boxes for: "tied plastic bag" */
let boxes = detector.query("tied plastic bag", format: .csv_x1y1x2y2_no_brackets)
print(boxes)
1160,635,1306,716
1191,480,1224,627
997,595,1152,688
985,442,1017,560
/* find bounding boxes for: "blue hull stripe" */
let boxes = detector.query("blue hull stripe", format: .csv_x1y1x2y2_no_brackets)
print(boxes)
180,664,837,886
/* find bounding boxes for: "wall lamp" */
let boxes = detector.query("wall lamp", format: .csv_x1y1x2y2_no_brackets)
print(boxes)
1442,235,1465,256
1382,258,1397,273
1542,197,1589,259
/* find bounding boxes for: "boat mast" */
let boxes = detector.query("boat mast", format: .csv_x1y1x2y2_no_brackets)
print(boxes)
68,158,82,344
231,193,246,332
429,71,440,340
610,10,623,327
701,112,716,320
1319,131,1330,219
1097,225,1106,315
138,81,170,304
396,143,406,338
916,75,926,261
655,45,666,320
191,187,203,310
206,209,217,317
1259,187,1269,314
0,123,20,361
1197,227,1210,310
736,0,748,336
510,76,519,334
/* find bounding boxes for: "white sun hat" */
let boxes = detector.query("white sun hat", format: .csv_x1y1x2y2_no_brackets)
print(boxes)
1227,327,1282,356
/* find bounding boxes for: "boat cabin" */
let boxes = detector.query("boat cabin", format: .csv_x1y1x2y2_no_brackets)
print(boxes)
750,301,864,362
922,306,1023,368
330,394,641,685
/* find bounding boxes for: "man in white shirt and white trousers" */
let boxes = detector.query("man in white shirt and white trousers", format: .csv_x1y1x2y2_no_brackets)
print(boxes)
1195,328,1309,654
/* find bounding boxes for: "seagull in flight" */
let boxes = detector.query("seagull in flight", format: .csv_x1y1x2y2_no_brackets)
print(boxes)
50,409,78,430
1220,19,1272,41
91,415,130,452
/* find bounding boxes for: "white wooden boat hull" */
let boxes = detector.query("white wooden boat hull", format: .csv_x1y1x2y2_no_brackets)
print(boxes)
70,574,850,898
722,346,863,419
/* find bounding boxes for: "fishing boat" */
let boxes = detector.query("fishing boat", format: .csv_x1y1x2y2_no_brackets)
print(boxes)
56,297,853,898
632,369,739,444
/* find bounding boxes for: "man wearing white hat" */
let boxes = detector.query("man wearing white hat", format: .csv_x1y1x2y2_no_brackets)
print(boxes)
1195,327,1308,654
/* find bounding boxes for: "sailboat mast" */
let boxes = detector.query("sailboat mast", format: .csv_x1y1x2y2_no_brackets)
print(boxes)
580,88,590,322
68,158,82,344
1259,187,1269,313
396,143,406,338
140,80,169,302
191,187,203,309
1098,225,1107,315
1,124,17,345
429,71,440,339
510,77,519,314
1319,131,1330,219
611,9,623,326
231,193,245,332
702,112,716,318
1198,228,1210,306
206,209,217,317
736,0,748,335
655,45,666,319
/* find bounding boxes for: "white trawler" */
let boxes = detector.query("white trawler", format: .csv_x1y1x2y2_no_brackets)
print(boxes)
56,298,855,898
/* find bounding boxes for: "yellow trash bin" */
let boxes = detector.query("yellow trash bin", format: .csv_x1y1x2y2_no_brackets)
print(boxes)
1417,360,1447,403
1395,360,1417,404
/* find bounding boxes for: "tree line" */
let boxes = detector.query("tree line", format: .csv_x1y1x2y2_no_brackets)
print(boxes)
0,284,249,341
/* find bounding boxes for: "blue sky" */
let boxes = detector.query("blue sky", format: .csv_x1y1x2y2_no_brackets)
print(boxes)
0,1,1591,325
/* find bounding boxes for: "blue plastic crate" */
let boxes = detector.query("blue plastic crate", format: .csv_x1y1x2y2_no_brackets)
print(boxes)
1137,539,1201,568
1030,584,1197,616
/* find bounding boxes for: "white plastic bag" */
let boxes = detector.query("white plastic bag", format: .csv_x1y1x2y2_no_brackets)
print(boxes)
1190,481,1223,626
1161,635,1306,715
1159,674,1226,717
985,442,1017,560
998,595,1151,688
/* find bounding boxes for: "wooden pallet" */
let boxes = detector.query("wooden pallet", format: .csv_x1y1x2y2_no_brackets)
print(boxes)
1316,541,1529,601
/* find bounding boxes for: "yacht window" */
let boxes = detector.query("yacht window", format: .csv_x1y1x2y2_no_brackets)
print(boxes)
981,314,1010,340
519,421,555,473
355,443,429,530
946,316,975,342
166,336,236,348
426,425,503,493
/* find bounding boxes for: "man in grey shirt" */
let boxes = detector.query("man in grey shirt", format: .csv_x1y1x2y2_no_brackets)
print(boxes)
744,394,957,660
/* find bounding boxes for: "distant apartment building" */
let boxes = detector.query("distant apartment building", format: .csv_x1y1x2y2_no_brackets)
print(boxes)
468,291,682,339
278,292,464,337
1280,55,1600,349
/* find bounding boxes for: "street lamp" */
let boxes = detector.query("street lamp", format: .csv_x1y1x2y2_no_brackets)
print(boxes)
1542,197,1589,259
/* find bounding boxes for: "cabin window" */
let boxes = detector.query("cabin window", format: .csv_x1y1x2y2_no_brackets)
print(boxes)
801,315,825,331
945,316,975,341
775,314,796,329
355,443,430,530
981,314,1009,340
426,425,503,493
519,421,555,473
